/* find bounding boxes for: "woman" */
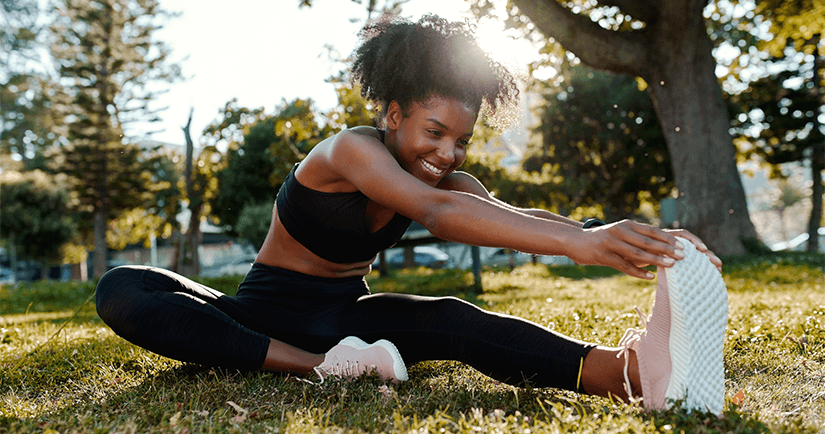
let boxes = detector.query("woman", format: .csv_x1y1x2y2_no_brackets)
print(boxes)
96,14,728,413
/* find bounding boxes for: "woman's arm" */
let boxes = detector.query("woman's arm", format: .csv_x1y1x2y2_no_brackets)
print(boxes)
437,171,583,227
325,131,709,279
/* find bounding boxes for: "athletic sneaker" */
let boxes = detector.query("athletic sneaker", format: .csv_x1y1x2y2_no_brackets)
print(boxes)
617,237,728,414
313,336,409,384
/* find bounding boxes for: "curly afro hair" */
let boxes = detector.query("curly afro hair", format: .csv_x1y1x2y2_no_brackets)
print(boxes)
351,14,520,130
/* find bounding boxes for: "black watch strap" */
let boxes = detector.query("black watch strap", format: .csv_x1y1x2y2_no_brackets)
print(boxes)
582,218,606,229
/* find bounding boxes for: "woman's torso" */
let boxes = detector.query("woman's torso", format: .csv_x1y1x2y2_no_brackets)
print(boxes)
255,127,409,278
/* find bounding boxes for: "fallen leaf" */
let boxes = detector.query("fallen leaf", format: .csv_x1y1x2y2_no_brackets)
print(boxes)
169,411,181,426
732,390,745,406
227,400,248,423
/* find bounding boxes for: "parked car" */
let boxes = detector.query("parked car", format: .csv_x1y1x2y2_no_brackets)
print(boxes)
482,248,575,267
380,246,454,269
0,267,16,285
201,254,257,277
482,248,533,268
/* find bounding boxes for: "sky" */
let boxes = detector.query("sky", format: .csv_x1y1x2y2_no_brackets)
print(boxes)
142,0,541,146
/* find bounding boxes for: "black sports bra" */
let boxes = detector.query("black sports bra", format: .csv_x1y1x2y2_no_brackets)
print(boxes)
275,132,412,263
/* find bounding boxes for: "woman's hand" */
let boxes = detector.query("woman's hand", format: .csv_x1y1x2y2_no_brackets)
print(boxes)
567,220,721,279
662,228,723,273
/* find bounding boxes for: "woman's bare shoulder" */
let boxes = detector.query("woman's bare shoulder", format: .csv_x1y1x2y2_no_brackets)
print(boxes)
345,126,381,140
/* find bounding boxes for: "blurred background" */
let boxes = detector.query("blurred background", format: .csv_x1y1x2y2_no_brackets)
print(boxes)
1,0,822,284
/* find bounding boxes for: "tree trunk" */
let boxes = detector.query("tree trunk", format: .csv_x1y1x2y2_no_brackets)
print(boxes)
808,35,823,252
186,204,202,276
643,21,758,255
93,206,108,278
511,0,759,256
182,107,201,276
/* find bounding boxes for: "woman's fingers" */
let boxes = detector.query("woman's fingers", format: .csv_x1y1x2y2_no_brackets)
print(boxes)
663,229,723,271
582,222,726,278
595,221,684,268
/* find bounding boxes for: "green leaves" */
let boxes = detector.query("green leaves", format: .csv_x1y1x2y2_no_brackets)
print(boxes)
0,170,77,262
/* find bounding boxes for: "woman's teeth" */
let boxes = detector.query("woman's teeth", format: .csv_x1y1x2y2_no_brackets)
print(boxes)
420,159,444,175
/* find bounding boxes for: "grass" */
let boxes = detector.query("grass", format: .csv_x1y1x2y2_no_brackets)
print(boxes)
0,252,823,433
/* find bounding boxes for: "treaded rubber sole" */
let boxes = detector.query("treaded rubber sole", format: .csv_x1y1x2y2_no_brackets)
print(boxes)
339,336,409,382
664,237,728,414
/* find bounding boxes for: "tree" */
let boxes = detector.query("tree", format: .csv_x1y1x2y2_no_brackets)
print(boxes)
50,0,182,278
213,98,328,233
730,66,823,238
721,0,824,252
180,108,201,276
0,0,63,170
471,0,759,255
0,170,77,275
235,203,273,250
524,65,672,221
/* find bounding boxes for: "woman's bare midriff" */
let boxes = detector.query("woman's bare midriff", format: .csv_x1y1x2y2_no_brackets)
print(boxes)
254,203,375,278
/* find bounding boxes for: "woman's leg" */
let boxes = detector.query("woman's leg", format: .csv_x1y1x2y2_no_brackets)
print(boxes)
313,293,597,392
96,266,322,373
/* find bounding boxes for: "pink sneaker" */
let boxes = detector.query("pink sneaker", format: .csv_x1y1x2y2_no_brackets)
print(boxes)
617,237,728,414
313,336,408,384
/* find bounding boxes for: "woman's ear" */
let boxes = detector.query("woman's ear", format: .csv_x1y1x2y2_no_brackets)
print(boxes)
385,101,403,130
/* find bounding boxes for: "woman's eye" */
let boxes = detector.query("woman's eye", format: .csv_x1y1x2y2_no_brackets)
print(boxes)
428,129,442,137
458,140,469,147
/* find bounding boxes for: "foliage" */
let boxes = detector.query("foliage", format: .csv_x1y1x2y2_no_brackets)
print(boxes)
1,258,824,432
525,65,672,222
754,0,825,58
716,0,824,251
0,170,76,262
0,74,63,170
323,46,380,130
48,0,182,277
469,0,760,255
730,67,823,173
235,202,273,250
213,98,329,233
199,99,266,227
0,0,63,170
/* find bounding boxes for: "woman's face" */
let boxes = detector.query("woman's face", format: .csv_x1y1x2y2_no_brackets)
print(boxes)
385,96,477,186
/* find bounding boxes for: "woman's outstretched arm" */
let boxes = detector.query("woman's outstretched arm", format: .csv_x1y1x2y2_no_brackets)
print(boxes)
325,130,713,280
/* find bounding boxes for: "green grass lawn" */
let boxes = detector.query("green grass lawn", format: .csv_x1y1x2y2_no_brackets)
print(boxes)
1,253,823,433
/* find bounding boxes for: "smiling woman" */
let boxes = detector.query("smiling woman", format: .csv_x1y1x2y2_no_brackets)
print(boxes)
95,13,727,415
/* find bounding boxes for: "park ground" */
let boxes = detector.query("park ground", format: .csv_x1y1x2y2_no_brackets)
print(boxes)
1,252,823,433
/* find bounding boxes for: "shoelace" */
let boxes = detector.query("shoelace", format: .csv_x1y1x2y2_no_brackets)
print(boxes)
304,360,364,386
616,307,648,403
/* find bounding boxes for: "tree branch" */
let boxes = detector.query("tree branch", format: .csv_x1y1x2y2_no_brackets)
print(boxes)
511,0,648,76
596,0,657,24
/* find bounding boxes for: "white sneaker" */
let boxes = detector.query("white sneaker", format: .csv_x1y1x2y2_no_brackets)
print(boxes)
618,237,728,414
313,336,408,384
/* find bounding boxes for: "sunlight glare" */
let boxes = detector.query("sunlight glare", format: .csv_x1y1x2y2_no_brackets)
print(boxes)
474,18,537,76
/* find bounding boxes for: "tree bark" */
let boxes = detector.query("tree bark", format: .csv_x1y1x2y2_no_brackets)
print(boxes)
182,107,201,275
807,35,823,252
511,0,759,255
93,206,108,278
643,9,758,255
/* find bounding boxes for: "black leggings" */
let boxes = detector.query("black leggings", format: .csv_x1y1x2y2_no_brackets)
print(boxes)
95,264,595,391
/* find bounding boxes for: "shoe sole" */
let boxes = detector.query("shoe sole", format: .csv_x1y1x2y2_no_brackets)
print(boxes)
338,336,409,382
664,237,728,414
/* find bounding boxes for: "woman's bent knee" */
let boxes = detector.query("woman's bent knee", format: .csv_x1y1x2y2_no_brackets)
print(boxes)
95,266,147,324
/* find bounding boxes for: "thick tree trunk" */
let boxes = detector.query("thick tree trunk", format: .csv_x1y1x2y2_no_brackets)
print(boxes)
512,0,759,256
93,206,108,278
643,21,758,256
